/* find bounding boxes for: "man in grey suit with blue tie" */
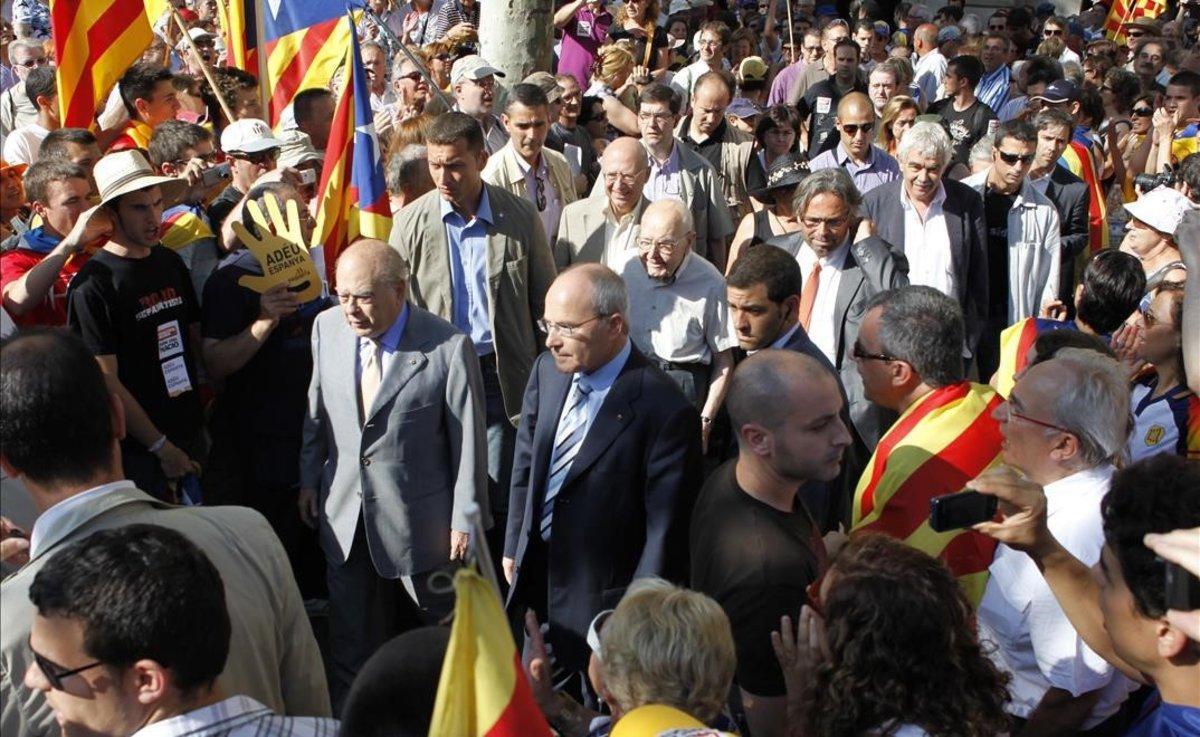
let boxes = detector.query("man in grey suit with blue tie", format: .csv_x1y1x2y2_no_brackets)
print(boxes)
298,240,488,711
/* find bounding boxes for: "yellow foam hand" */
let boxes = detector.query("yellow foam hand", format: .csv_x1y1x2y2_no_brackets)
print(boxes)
232,194,323,303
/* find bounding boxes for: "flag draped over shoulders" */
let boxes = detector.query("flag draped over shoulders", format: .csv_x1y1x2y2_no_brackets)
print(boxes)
852,382,1004,604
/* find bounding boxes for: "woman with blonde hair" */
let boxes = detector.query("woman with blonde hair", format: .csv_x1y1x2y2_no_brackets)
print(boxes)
876,95,920,157
590,41,642,135
608,0,670,72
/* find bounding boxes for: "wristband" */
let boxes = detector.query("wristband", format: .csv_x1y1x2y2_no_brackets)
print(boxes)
148,435,168,454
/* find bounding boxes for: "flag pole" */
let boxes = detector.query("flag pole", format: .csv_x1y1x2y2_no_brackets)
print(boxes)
169,8,237,123
783,0,795,64
463,501,503,601
254,0,271,124
359,4,454,109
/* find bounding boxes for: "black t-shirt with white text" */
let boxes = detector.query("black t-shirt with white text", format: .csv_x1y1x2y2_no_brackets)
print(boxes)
928,97,999,169
797,77,867,159
68,246,203,452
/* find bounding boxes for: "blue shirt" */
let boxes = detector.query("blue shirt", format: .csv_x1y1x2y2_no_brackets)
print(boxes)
358,303,409,381
977,64,1011,115
442,188,494,356
566,338,631,441
809,143,900,194
1124,691,1200,737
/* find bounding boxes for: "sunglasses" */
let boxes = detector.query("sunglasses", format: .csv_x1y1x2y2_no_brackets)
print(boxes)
997,150,1035,165
1043,28,1064,36
840,121,875,135
30,642,103,691
852,339,897,362
398,71,424,83
230,149,279,165
1133,107,1154,117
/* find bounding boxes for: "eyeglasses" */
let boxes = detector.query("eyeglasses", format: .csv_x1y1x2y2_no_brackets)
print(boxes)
30,642,103,691
988,24,1005,31
604,171,644,186
398,71,424,83
1126,30,1146,38
997,150,1035,165
1132,107,1154,117
538,313,609,337
638,111,674,123
852,339,898,362
802,214,849,230
15,57,48,68
840,121,874,136
636,237,680,254
998,400,1074,434
168,150,223,168
230,149,279,165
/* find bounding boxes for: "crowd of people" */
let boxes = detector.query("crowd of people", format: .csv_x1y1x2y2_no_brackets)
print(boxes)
1,0,1199,734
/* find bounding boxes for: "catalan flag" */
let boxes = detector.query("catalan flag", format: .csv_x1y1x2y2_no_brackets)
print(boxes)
1060,131,1108,256
1104,0,1167,44
50,0,153,128
851,382,1004,605
429,568,553,737
257,0,355,126
160,204,215,251
994,318,1079,398
312,15,391,285
216,0,257,74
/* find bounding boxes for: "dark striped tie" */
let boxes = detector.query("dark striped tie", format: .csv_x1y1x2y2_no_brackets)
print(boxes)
540,380,593,541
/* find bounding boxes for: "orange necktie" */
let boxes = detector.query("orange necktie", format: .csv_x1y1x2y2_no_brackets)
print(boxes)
798,262,822,330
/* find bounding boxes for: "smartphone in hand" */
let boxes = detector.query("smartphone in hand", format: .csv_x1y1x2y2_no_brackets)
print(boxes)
929,490,998,533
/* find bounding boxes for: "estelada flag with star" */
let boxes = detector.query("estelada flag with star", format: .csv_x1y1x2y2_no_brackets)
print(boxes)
312,12,392,286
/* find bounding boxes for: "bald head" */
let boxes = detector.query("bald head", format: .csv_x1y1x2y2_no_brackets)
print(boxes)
335,239,409,338
836,92,877,160
638,199,696,279
543,263,629,374
641,199,694,237
338,238,408,286
601,137,650,215
727,350,837,432
914,23,939,48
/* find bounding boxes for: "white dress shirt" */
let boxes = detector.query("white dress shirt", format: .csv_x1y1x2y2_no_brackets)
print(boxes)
624,251,737,364
978,464,1136,727
29,480,134,557
795,239,850,364
602,205,640,271
518,152,563,243
900,183,956,298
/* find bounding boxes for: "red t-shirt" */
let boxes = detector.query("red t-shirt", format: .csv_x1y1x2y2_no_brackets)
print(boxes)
0,248,89,327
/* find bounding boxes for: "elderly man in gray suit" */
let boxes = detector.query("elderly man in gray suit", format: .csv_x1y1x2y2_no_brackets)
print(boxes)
555,136,651,270
0,331,330,737
765,168,909,449
299,239,488,710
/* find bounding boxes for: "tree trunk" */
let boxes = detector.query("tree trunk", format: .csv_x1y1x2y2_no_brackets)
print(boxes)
477,0,555,84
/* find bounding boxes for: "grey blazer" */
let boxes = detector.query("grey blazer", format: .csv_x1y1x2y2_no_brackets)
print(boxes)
766,233,910,448
554,194,649,269
0,485,330,737
299,304,489,578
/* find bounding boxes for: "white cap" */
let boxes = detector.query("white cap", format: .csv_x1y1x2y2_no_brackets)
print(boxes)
175,27,214,52
1124,185,1194,238
450,54,505,85
220,118,284,155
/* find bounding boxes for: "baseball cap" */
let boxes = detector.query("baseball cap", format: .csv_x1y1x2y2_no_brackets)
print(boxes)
737,56,769,85
523,71,563,103
1124,186,1194,237
726,97,762,119
220,118,284,154
873,20,891,38
937,25,961,43
1031,79,1080,104
1035,2,1056,17
277,129,323,167
451,54,505,85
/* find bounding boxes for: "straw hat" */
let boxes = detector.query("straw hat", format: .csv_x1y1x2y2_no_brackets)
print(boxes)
93,150,187,208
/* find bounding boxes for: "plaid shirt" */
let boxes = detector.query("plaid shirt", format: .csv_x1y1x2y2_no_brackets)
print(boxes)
131,697,338,737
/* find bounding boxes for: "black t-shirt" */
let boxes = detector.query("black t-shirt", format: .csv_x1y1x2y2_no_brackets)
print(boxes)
927,97,998,169
797,77,866,159
690,460,826,697
680,118,727,174
207,184,244,231
67,245,203,451
201,249,326,486
984,187,1017,317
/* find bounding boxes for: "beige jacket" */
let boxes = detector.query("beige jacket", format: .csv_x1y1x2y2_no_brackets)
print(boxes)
554,193,650,270
481,142,579,219
0,484,330,737
675,119,756,220
389,185,557,424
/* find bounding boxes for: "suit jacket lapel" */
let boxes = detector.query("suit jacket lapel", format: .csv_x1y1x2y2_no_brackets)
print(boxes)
581,202,607,263
534,366,574,501
942,199,967,300
421,195,454,317
559,362,640,490
333,315,363,417
834,248,865,355
366,310,431,423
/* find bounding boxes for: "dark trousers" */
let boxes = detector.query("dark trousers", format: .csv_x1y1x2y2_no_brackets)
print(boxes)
326,520,457,714
658,359,711,411
974,313,1009,384
481,352,514,591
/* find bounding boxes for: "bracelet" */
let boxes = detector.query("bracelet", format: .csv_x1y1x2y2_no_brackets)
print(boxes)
147,435,167,454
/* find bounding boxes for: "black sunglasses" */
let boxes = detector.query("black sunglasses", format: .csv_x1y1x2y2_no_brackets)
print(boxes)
1132,107,1154,117
852,339,897,362
997,150,1035,165
841,121,875,135
30,642,103,691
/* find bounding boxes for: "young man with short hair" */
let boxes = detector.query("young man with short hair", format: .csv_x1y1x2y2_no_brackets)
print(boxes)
108,63,180,153
927,55,999,172
2,65,58,165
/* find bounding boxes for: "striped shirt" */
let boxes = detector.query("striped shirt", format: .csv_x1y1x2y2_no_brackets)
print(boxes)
428,0,479,42
976,65,1011,115
131,697,337,737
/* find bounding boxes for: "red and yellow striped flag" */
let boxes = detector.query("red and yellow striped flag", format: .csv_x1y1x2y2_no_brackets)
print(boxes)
995,318,1079,398
851,382,1004,604
1104,0,1167,44
50,0,160,129
429,568,553,737
1060,136,1109,256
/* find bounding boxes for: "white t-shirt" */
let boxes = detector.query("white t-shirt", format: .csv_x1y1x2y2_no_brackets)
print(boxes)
2,122,49,165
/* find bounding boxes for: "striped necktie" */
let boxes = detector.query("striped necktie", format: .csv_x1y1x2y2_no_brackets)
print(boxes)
540,380,593,541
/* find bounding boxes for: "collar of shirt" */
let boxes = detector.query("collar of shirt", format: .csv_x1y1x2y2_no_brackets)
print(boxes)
514,149,546,179
440,185,494,227
578,337,631,388
899,181,947,213
800,236,851,270
651,249,693,286
835,142,879,170
130,696,274,737
365,302,409,355
29,480,138,557
1044,464,1115,519
770,322,802,350
648,141,680,172
685,118,726,146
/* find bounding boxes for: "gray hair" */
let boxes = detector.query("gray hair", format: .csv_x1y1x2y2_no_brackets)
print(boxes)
8,39,44,59
567,263,629,319
896,121,953,170
792,168,862,219
386,144,427,193
647,198,696,236
1045,348,1131,467
867,286,965,387
959,14,982,36
969,135,994,166
1062,60,1084,86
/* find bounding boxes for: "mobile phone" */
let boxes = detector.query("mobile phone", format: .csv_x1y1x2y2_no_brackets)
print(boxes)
1165,559,1200,611
201,162,231,187
299,169,317,185
929,490,998,532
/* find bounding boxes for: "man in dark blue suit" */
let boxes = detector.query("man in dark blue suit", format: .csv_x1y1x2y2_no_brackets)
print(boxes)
726,244,865,530
503,263,703,678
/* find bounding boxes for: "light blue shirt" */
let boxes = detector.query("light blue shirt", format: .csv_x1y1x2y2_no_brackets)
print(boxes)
357,303,409,381
442,188,494,356
977,64,1011,116
644,143,683,201
809,143,900,195
563,338,631,441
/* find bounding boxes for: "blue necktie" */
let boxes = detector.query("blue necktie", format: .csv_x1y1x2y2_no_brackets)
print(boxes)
540,380,593,541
